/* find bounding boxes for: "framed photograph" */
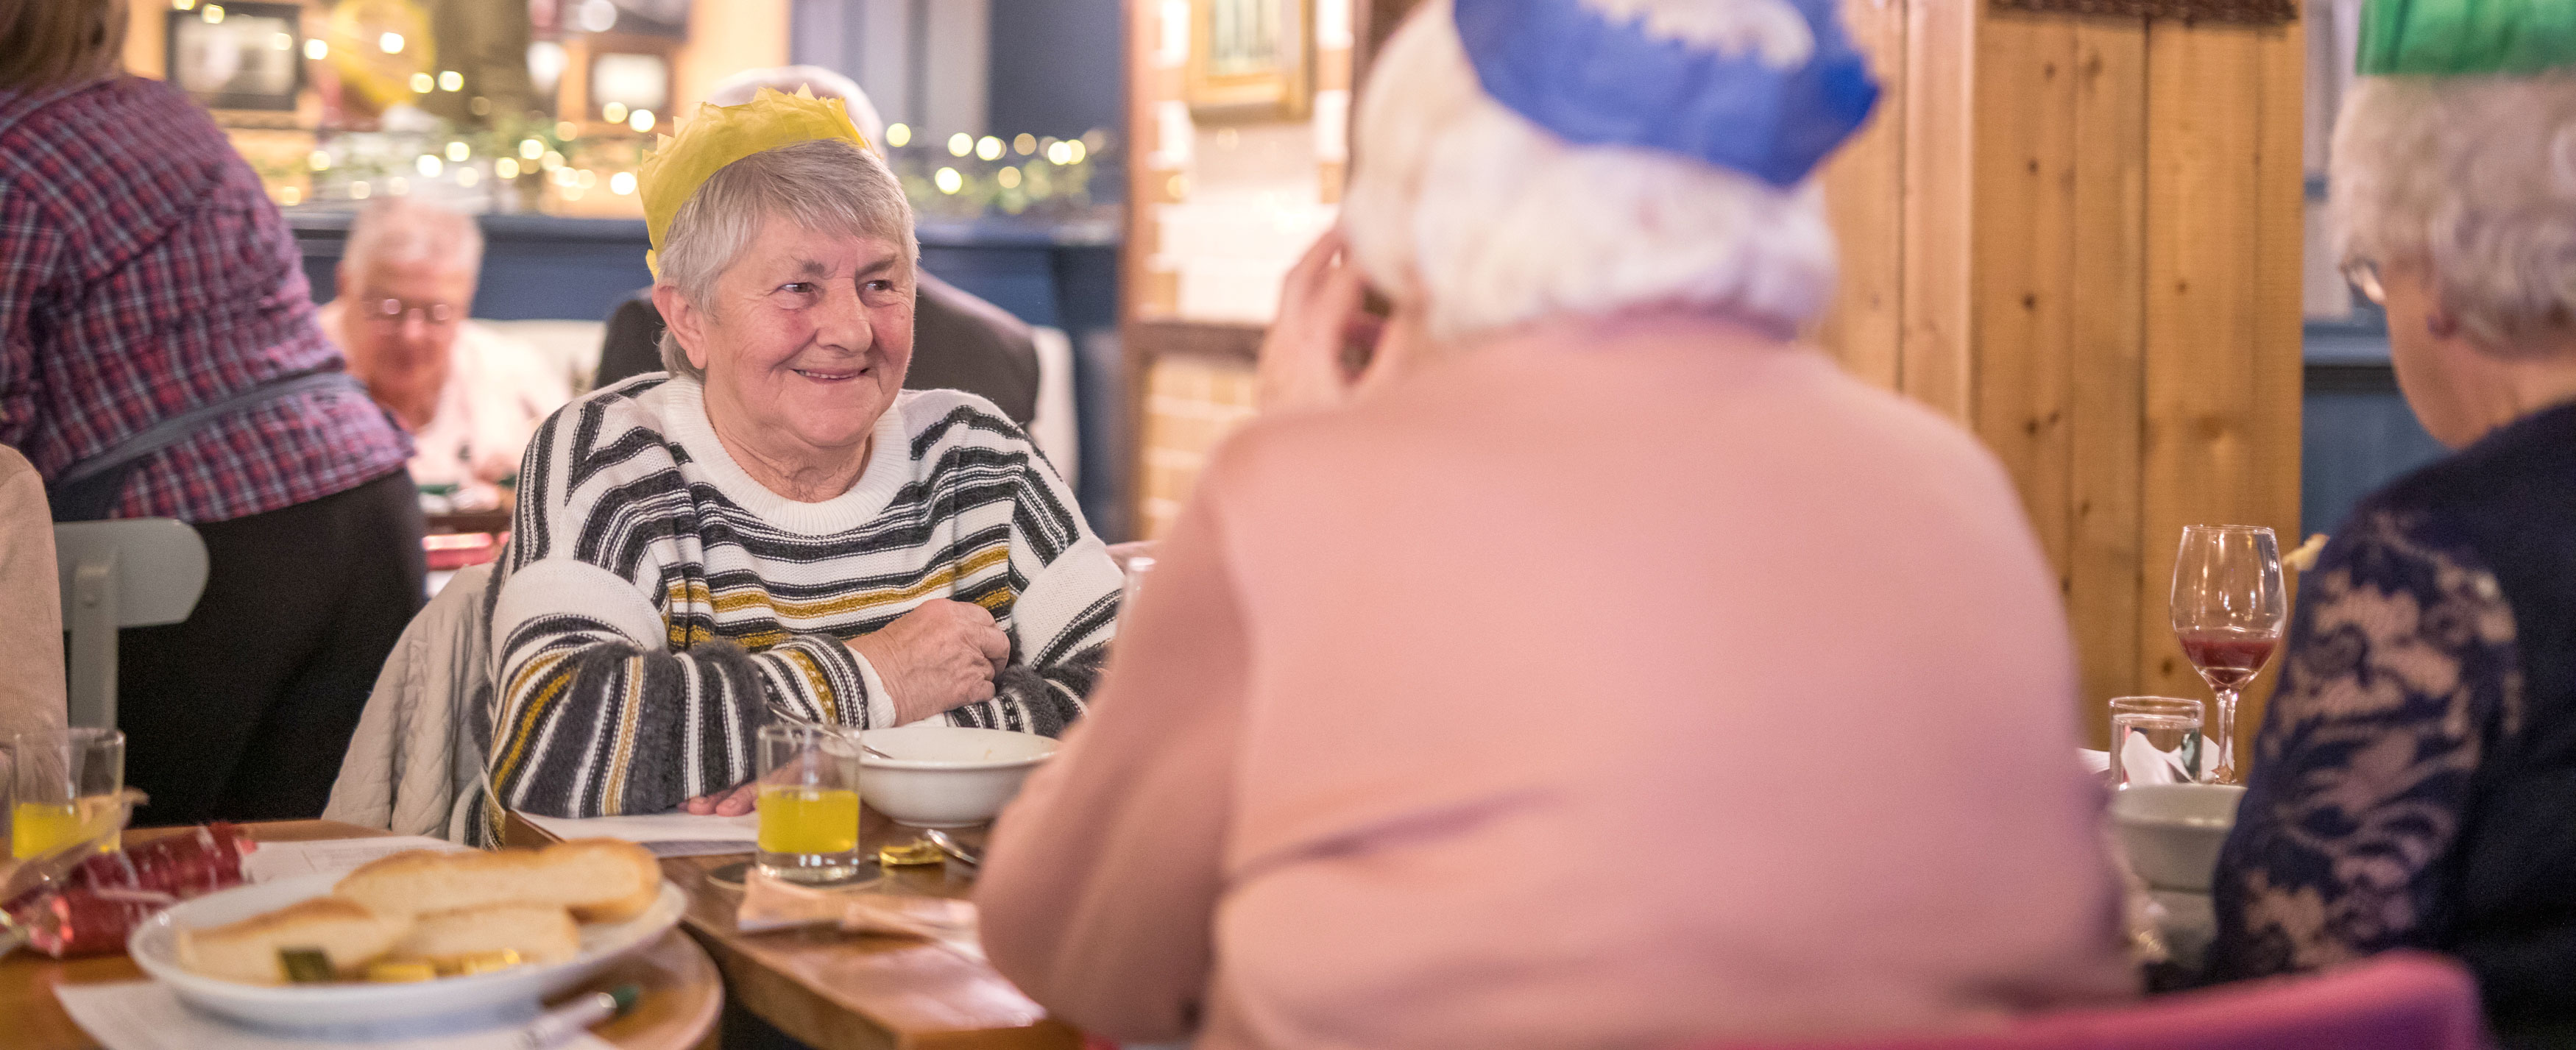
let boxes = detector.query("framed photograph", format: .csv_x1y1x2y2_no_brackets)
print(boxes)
1188,0,1310,121
166,2,305,112
589,50,670,115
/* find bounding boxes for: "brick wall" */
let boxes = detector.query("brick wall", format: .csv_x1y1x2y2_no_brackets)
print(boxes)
1136,355,1259,539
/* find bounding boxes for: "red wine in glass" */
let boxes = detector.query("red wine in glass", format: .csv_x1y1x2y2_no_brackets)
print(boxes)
2170,525,2287,785
2178,628,2280,692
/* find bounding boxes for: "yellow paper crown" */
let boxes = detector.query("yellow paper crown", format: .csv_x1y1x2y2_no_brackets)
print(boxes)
637,85,872,277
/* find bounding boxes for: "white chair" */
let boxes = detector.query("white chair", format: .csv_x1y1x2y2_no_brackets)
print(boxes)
1028,325,1082,486
54,519,209,731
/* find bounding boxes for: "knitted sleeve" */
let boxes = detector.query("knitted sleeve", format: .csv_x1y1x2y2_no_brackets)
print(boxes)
934,414,1122,737
2207,506,2522,979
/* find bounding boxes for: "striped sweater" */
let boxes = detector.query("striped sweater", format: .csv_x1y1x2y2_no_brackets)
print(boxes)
478,374,1119,822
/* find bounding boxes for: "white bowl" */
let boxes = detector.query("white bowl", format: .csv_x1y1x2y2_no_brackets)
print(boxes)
129,872,684,1036
860,725,1058,828
2110,783,2246,892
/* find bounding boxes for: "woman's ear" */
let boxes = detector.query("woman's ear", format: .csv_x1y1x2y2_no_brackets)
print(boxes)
652,283,714,372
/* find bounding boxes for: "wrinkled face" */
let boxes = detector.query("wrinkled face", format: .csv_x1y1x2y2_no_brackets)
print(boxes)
677,218,915,455
340,255,475,389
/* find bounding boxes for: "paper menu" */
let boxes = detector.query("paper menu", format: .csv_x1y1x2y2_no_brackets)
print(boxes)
513,812,757,858
54,982,612,1050
241,836,468,883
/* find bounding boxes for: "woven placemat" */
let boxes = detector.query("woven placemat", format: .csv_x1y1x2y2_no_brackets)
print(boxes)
1991,0,2299,24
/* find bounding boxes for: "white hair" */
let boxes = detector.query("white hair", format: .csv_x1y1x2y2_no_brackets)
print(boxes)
655,138,918,379
704,65,886,150
2332,74,2576,357
344,197,481,278
1342,0,1839,341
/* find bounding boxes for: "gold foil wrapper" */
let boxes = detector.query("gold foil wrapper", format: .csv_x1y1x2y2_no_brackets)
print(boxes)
877,840,945,867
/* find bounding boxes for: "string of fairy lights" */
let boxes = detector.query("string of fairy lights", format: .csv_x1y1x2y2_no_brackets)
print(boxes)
183,0,1112,217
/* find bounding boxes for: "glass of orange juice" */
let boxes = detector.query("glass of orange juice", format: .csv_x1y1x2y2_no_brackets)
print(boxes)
10,728,125,861
754,721,865,884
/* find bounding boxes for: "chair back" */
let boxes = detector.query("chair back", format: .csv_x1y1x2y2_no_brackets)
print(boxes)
54,519,209,730
1697,953,2483,1050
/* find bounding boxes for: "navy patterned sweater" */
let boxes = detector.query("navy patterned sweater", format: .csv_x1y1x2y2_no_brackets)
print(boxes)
2209,402,2576,1047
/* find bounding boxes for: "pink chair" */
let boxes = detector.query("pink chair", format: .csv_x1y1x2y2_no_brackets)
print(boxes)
1699,953,2485,1050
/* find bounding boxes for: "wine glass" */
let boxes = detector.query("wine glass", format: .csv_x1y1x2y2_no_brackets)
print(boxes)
2169,525,2287,785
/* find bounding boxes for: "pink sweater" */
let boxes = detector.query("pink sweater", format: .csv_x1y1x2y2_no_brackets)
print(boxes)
978,315,2136,1049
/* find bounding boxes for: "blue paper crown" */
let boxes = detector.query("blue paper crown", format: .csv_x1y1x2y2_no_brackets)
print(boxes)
1452,0,1882,187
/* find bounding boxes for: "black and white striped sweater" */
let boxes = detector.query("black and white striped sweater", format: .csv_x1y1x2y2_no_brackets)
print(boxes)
478,374,1119,820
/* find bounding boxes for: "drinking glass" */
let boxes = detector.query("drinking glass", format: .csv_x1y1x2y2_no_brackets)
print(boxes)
1108,541,1157,614
754,721,866,884
10,728,125,860
2170,525,2287,785
2107,697,2203,789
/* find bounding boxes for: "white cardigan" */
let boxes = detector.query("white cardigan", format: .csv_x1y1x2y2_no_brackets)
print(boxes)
322,565,492,842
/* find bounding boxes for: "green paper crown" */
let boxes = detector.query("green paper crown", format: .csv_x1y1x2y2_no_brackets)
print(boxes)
2360,0,2576,76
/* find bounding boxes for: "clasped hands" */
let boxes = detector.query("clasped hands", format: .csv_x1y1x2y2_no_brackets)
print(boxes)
684,598,1010,815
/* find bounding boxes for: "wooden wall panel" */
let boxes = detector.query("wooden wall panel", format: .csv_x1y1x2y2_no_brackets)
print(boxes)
2136,15,2307,749
1818,0,2300,751
2063,18,2151,742
1900,0,1977,420
1961,12,2158,747
1970,11,2081,595
1815,0,1908,392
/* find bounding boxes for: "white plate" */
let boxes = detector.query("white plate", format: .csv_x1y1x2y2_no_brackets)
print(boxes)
128,873,686,1035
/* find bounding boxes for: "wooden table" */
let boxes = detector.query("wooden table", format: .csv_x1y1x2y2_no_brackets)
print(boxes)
4,820,722,1050
507,809,1083,1050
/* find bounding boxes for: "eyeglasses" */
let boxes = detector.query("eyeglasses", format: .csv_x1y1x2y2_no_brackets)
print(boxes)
2340,258,2388,306
364,297,460,328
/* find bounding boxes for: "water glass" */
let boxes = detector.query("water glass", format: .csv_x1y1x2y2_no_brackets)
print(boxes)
1108,541,1157,614
2108,697,2203,790
754,721,866,884
10,728,125,860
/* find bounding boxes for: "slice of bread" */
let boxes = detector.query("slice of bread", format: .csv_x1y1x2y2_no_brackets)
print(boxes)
175,897,411,985
334,839,662,923
391,904,581,966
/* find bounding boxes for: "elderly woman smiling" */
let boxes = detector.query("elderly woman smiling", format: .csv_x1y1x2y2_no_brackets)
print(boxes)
2208,15,2576,1043
479,92,1119,826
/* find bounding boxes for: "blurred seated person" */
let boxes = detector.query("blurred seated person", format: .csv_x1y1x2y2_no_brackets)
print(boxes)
975,1,2134,1046
319,199,573,511
2208,14,2576,1045
478,91,1117,835
592,65,1041,424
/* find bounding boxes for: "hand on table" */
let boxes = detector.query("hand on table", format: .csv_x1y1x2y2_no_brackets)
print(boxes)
683,782,759,817
1257,227,1395,413
686,600,1008,814
850,599,1012,724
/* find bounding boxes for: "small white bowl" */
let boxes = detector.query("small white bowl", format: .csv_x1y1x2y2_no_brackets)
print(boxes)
860,725,1058,828
2110,782,2246,892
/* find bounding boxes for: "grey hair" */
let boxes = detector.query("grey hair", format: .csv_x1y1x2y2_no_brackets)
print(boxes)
344,197,481,278
704,65,885,150
654,138,918,378
1342,0,1838,340
2332,74,2576,357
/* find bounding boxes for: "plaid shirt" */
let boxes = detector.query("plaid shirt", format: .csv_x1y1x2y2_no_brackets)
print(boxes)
0,77,409,523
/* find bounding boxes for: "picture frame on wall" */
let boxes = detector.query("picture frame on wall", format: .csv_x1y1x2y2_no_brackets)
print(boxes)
1187,0,1311,121
166,1,305,112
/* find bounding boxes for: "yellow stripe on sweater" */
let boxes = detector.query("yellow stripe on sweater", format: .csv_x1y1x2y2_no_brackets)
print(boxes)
776,645,838,723
492,652,576,793
602,658,644,811
707,544,1012,622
